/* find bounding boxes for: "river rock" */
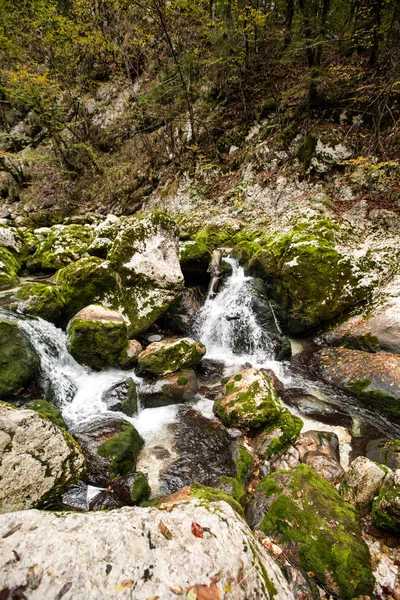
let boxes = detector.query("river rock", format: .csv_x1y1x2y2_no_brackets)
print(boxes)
247,464,374,599
118,339,143,369
60,480,89,511
0,498,295,599
101,379,138,416
72,417,143,486
302,450,344,483
67,305,128,370
0,317,40,397
108,211,184,336
158,287,204,336
55,256,119,320
340,456,388,509
366,438,400,470
270,445,301,471
252,410,303,460
0,247,20,290
215,368,282,429
138,337,206,375
316,347,400,417
0,402,85,513
15,282,66,325
139,369,198,408
26,223,93,272
371,468,400,532
111,472,151,505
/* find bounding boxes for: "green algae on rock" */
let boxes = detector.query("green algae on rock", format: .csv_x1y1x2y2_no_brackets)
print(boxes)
26,224,93,273
97,421,144,479
316,346,400,417
137,337,206,376
0,318,40,397
67,304,128,370
248,463,374,599
215,368,282,429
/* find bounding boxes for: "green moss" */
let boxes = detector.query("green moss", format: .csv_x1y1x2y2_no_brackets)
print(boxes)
261,412,304,460
260,98,278,119
0,319,40,397
297,134,317,170
257,464,374,599
219,476,247,506
236,445,253,483
120,379,138,417
0,247,21,290
234,373,243,382
177,375,189,386
194,224,236,250
27,224,93,273
371,476,399,533
16,282,66,325
191,482,245,517
26,399,67,429
179,241,211,266
231,240,262,265
138,339,206,375
97,421,144,479
130,472,151,505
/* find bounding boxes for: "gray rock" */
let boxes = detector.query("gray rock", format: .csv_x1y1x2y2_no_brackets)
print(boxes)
366,438,400,471
60,480,89,511
0,403,85,513
101,379,138,416
89,490,123,511
340,456,388,509
139,369,198,408
0,499,294,599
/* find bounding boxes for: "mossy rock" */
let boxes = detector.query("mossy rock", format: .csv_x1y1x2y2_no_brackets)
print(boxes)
190,483,245,517
138,337,206,376
0,318,40,397
15,282,66,325
0,247,21,291
26,224,93,273
194,223,237,250
371,469,400,533
67,305,128,370
219,445,254,507
26,399,67,429
55,256,119,320
254,411,304,459
179,240,212,277
130,471,151,504
251,464,374,599
97,421,144,479
297,134,317,170
215,368,282,429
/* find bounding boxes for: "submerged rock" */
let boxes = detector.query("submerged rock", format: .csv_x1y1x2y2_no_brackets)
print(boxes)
101,379,138,417
247,464,374,599
340,456,388,509
139,369,198,408
0,403,85,513
67,304,128,370
316,347,400,417
138,337,206,376
214,368,282,429
0,499,294,599
371,468,400,533
0,317,40,397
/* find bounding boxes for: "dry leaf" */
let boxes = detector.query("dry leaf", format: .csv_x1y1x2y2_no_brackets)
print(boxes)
114,580,134,592
27,564,43,590
191,522,204,538
170,585,184,595
187,583,220,600
159,521,173,540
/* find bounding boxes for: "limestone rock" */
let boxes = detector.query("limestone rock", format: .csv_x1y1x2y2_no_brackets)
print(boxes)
108,211,184,336
0,403,85,513
67,305,128,370
0,225,25,253
214,368,282,429
316,347,400,417
88,214,122,259
139,369,198,408
27,224,93,273
138,337,206,376
0,499,294,599
101,379,138,417
340,456,388,509
371,468,400,532
0,316,40,397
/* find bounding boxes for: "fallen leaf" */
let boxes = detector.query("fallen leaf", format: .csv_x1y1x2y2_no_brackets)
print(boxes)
27,564,43,590
191,522,204,538
187,588,197,600
170,585,184,595
159,521,173,540
147,597,160,600
114,580,134,592
187,583,220,600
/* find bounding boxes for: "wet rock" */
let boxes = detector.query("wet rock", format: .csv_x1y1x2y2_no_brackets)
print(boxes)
215,368,282,429
282,388,353,428
67,304,128,370
138,337,206,376
316,347,400,417
108,211,184,336
270,445,301,471
366,438,400,470
247,464,374,600
60,480,89,511
340,456,388,509
159,287,204,336
179,240,211,282
302,450,344,484
139,369,198,408
196,358,225,376
72,416,143,486
89,490,123,511
0,316,40,397
0,402,85,513
101,379,138,417
371,468,400,533
295,430,340,462
111,472,151,506
117,339,142,369
26,224,93,273
252,410,303,460
0,498,295,599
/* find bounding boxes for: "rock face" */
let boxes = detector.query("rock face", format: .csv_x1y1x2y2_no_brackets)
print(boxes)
67,305,128,370
27,224,93,272
0,403,85,513
101,379,138,416
0,317,40,397
247,464,374,600
366,438,400,470
214,368,282,429
340,456,388,509
316,347,400,417
371,468,400,532
0,499,294,600
138,337,206,375
108,212,184,336
139,369,198,408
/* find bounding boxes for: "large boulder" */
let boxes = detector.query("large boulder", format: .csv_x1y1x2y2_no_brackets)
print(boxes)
108,211,184,336
214,368,282,429
101,379,138,417
0,499,294,599
371,468,400,532
138,337,206,376
26,224,93,273
340,456,388,509
248,217,374,334
139,369,198,408
0,316,40,397
0,403,85,513
316,347,400,417
247,464,374,599
0,225,25,254
67,305,128,370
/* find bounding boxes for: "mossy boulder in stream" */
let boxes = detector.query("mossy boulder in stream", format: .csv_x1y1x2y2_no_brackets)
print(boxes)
215,368,282,429
0,317,40,397
247,464,374,599
108,211,184,336
137,337,206,375
316,347,400,417
179,240,211,279
97,421,144,480
0,247,21,290
253,410,304,459
15,282,65,325
371,469,400,533
67,305,128,370
101,378,138,417
26,224,93,273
